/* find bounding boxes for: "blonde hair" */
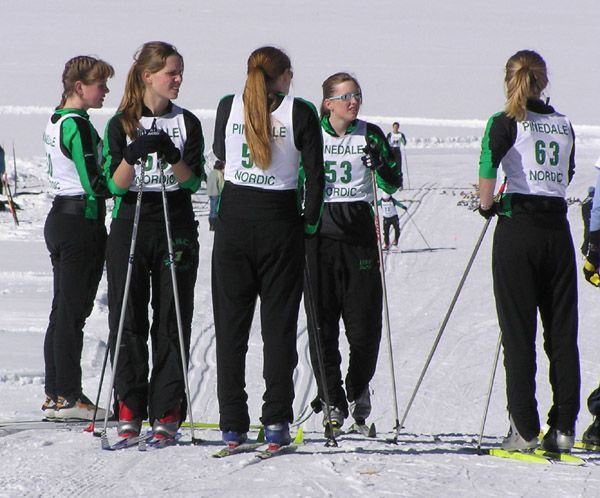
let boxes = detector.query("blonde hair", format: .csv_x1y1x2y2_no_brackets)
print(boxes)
243,46,291,170
504,50,548,122
118,41,183,140
320,72,361,119
59,56,114,108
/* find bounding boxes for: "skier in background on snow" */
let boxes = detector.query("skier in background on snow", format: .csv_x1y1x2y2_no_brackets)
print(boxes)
206,159,224,231
478,50,579,454
387,121,406,189
305,72,400,436
103,41,204,442
377,192,407,250
42,56,114,421
211,46,324,449
579,157,600,445
0,144,5,194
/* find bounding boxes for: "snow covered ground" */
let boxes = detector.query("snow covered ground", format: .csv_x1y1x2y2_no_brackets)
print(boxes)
2,1,600,497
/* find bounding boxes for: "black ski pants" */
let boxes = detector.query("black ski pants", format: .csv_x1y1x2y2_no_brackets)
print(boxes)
305,237,382,415
212,216,303,433
492,214,580,440
106,218,199,422
383,215,400,246
43,209,106,399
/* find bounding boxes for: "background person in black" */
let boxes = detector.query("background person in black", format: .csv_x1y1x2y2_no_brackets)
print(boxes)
103,41,204,440
387,122,406,189
478,50,579,453
42,56,114,421
306,72,400,434
212,46,324,448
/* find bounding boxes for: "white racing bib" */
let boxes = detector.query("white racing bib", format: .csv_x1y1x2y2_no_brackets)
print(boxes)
224,94,300,190
502,110,573,197
380,199,398,218
44,113,100,196
323,120,373,203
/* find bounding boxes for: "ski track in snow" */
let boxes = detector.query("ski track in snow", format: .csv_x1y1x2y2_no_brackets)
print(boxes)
4,128,600,498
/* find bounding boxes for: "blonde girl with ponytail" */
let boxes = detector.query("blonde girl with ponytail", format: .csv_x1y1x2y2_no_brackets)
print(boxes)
478,50,579,454
211,46,324,449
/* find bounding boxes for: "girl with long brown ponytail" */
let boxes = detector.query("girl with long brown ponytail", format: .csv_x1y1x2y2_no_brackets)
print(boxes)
211,46,324,450
103,41,205,442
478,50,579,454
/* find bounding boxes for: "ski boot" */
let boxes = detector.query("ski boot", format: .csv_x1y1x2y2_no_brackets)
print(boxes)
117,401,142,438
582,417,600,446
152,404,181,440
541,427,574,453
501,416,538,451
222,430,248,449
265,422,291,450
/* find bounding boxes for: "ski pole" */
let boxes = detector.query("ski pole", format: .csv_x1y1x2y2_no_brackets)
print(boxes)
476,331,502,453
303,253,339,447
403,209,432,250
398,216,493,432
100,161,145,449
158,159,201,445
3,172,19,226
370,167,401,444
88,341,111,435
12,141,17,196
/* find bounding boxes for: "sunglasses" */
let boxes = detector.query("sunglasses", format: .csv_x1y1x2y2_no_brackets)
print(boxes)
327,91,362,102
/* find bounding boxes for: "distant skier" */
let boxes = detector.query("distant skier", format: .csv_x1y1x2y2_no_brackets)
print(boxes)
377,192,407,250
387,122,406,189
42,55,114,421
103,41,205,442
581,185,595,256
306,72,400,436
478,50,579,454
0,145,4,194
206,159,224,231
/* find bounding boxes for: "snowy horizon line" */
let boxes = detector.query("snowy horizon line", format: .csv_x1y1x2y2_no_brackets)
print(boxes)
3,105,600,136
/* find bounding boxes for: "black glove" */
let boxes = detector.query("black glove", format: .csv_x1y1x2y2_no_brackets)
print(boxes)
361,139,384,171
584,233,600,287
478,204,496,219
155,130,181,165
122,130,164,165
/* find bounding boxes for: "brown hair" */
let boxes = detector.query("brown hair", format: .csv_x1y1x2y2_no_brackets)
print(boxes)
504,50,548,122
59,56,114,108
320,72,361,118
243,46,291,170
118,41,183,140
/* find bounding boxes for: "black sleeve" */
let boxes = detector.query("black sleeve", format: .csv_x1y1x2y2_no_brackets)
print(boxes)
568,123,576,183
480,112,517,172
366,122,401,189
293,98,324,229
212,95,234,162
182,109,206,182
104,114,127,178
72,117,110,197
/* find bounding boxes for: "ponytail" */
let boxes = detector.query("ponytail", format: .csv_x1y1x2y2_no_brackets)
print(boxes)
242,46,291,170
243,67,272,169
504,50,548,122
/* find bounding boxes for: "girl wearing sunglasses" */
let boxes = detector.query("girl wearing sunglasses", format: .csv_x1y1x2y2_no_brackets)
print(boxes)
306,72,400,436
